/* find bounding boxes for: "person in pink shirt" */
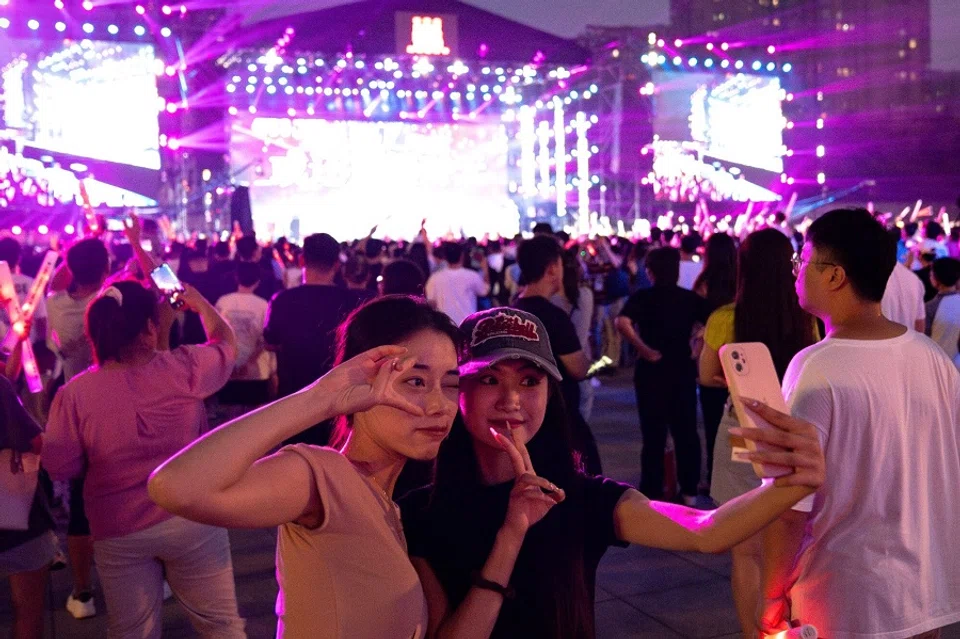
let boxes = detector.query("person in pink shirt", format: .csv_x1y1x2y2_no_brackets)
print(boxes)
43,279,246,639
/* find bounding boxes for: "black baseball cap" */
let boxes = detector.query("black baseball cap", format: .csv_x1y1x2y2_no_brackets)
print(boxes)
458,308,562,381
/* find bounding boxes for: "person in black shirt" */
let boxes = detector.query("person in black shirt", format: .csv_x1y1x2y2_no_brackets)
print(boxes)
264,233,370,445
511,235,600,474
400,307,826,639
0,373,56,639
616,247,711,504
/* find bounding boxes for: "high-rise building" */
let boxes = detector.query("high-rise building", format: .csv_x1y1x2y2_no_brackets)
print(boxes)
670,0,958,200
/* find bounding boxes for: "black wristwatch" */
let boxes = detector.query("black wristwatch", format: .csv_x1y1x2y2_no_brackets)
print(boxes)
470,571,516,600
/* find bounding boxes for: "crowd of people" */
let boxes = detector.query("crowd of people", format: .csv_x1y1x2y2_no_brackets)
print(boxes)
0,206,958,639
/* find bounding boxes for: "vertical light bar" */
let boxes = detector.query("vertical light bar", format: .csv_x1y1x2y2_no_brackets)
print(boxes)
537,120,551,197
576,112,590,233
519,105,536,196
553,98,566,217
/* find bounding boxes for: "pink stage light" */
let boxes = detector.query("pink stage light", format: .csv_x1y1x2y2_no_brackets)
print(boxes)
767,45,776,54
11,226,22,236
135,4,145,14
82,0,93,10
54,0,66,9
674,39,683,47
38,225,49,235
167,138,181,151
161,5,172,15
65,224,76,235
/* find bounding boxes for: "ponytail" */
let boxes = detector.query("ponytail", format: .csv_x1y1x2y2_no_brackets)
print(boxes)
85,280,159,365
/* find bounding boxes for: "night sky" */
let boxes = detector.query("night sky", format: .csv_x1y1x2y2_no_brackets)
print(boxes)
249,0,956,71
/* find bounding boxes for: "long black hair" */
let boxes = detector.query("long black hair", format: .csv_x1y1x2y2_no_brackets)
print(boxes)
734,229,818,379
560,247,583,314
694,232,737,310
431,380,595,638
330,295,462,447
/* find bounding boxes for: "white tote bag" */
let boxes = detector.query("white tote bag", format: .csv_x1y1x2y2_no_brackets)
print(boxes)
0,448,39,531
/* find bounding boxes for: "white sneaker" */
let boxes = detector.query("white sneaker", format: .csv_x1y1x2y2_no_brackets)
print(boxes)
163,581,173,601
66,592,96,619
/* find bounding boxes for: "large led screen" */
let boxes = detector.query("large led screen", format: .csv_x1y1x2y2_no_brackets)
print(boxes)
647,70,785,202
1,39,161,170
229,116,520,241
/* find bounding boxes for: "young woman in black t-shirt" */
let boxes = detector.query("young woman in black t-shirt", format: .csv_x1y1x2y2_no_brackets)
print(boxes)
400,307,826,639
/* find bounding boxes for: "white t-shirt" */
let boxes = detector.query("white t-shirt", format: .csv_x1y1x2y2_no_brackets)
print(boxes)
930,293,960,371
0,273,48,343
782,331,960,638
881,263,925,329
47,290,96,381
678,259,702,290
215,292,274,381
425,267,488,326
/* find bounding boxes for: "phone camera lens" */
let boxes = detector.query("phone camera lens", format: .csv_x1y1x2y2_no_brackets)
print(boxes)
735,363,743,372
732,352,740,360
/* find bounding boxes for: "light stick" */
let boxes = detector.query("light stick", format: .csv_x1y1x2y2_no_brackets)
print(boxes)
0,252,58,393
764,625,817,639
78,180,99,234
784,192,798,220
909,199,923,223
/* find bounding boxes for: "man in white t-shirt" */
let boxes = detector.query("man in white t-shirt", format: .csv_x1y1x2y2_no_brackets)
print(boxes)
925,257,960,370
677,234,702,290
425,242,489,326
216,262,274,382
759,209,960,638
881,261,926,331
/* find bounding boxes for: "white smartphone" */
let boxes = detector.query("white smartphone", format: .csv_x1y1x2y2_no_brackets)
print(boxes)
718,342,791,479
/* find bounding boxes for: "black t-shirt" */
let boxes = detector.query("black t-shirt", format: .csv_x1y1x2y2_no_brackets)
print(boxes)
400,473,630,639
264,285,371,397
0,377,54,552
619,284,710,373
512,296,583,413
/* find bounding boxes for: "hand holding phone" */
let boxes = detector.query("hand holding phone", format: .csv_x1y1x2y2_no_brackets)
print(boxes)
718,343,791,479
150,264,185,310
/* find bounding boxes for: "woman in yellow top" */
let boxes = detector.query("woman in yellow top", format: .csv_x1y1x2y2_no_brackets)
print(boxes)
698,228,820,637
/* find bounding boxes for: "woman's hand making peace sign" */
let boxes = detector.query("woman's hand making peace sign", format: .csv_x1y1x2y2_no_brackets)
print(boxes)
490,425,566,537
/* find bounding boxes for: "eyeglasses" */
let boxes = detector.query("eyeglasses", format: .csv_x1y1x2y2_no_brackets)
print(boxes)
792,254,837,277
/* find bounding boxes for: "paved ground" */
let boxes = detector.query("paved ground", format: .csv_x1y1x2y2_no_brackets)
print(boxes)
2,371,959,637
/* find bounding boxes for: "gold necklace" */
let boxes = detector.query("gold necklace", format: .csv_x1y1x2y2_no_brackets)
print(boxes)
349,461,407,550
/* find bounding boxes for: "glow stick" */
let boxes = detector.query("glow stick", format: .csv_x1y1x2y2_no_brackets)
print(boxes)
897,206,911,221
784,192,798,220
0,264,37,391
909,199,923,222
765,625,817,639
0,251,58,355
78,180,98,234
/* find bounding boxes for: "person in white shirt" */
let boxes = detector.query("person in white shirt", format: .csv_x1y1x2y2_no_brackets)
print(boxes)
677,234,703,290
881,260,926,332
215,262,276,417
425,242,489,326
760,209,960,638
924,257,960,370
